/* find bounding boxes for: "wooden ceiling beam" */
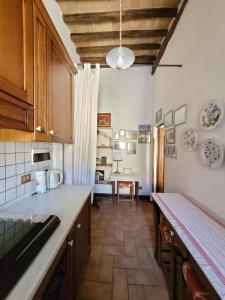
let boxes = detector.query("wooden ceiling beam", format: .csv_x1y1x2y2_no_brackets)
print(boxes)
71,29,168,42
76,43,160,55
151,0,188,75
63,7,177,23
80,55,156,65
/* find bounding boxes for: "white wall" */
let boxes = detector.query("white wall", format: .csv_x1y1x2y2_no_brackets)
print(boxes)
42,0,80,63
96,67,153,195
153,0,225,219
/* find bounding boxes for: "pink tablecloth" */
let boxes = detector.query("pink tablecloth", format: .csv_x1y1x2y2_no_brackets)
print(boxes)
152,193,225,300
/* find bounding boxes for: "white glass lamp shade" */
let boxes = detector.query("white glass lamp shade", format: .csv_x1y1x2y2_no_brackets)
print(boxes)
113,152,123,161
106,46,135,70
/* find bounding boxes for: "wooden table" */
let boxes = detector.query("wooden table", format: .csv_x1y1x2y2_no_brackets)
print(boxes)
152,193,225,299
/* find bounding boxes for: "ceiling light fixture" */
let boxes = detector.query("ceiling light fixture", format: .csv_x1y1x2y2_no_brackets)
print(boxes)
106,0,135,70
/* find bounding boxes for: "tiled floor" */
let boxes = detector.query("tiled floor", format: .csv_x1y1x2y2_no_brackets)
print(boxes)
79,198,169,300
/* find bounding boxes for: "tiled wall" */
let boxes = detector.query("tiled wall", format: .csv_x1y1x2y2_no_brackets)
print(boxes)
0,142,53,207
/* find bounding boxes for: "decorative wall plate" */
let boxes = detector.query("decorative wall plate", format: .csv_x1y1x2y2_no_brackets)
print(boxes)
199,139,224,168
200,100,224,130
182,128,198,151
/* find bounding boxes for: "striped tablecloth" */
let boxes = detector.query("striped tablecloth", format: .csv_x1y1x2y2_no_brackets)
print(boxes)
152,193,225,300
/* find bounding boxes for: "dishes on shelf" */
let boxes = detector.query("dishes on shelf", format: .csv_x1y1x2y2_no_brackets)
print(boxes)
199,139,224,168
182,128,198,151
200,100,224,130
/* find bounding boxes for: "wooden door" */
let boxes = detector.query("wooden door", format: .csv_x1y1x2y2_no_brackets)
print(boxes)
156,126,164,192
75,197,90,290
33,3,47,141
0,0,33,105
46,29,73,144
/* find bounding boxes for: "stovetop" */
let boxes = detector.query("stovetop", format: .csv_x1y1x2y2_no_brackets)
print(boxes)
0,213,60,299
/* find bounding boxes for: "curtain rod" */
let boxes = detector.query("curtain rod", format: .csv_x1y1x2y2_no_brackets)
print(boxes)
77,63,182,68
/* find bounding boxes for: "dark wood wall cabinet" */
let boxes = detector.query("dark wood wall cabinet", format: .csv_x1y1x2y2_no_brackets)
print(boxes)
0,0,76,143
34,195,91,300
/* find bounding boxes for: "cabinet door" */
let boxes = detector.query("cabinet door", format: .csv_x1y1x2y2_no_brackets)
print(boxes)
0,0,33,105
75,197,91,289
33,3,47,141
67,228,76,300
46,29,73,144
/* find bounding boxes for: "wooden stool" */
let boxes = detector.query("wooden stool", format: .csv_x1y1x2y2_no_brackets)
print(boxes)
117,181,134,205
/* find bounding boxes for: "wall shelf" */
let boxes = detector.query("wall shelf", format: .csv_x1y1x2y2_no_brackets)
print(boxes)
96,163,113,167
97,145,113,149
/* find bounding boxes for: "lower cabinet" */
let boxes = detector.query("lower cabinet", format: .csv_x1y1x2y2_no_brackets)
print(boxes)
34,195,91,300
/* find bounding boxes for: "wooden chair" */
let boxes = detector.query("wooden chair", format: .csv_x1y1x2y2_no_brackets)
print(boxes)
117,181,134,206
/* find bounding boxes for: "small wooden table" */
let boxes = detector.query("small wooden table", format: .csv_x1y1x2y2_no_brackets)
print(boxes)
110,173,140,202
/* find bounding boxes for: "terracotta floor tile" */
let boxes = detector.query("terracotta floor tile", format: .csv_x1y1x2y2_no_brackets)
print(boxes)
88,245,103,266
83,265,99,281
125,238,137,256
128,285,145,300
127,269,158,285
98,255,113,283
93,236,114,246
79,280,112,300
144,286,169,300
114,256,140,269
135,238,154,248
112,268,128,300
91,229,105,237
103,245,124,256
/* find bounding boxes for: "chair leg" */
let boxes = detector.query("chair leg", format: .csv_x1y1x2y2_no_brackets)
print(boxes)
117,185,119,204
170,247,177,300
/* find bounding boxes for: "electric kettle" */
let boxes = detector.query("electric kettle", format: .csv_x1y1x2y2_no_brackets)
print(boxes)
47,170,63,189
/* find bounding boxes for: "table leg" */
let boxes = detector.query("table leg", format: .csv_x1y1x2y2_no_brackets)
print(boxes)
135,181,139,204
154,202,161,264
111,181,115,203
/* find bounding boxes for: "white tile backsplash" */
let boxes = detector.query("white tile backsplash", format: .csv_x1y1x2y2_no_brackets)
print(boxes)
5,142,16,153
0,142,53,207
6,153,16,166
6,165,16,178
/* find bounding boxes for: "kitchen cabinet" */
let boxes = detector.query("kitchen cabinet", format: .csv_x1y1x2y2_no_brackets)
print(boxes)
0,0,34,131
34,195,91,300
33,3,47,141
46,29,73,144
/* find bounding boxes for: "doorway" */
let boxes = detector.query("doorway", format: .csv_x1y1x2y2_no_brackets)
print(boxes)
153,125,165,192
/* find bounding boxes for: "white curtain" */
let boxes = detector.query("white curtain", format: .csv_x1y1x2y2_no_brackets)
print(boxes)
64,64,100,190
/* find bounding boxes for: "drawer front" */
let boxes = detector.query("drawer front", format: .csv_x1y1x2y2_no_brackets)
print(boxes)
0,91,34,132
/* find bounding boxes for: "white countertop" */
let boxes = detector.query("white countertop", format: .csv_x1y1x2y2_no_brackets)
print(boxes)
1,184,93,300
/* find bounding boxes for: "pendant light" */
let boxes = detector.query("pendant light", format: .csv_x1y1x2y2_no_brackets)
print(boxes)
106,0,135,70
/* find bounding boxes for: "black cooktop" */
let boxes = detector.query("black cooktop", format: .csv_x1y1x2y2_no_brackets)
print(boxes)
0,214,60,299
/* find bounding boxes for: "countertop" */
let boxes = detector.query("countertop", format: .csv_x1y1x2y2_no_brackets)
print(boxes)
1,184,93,300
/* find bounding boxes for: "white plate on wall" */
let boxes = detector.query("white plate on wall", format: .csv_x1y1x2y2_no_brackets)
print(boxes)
200,100,224,130
199,139,224,168
182,128,198,151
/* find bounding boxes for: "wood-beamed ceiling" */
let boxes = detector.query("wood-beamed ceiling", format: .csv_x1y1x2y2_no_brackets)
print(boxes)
57,0,188,74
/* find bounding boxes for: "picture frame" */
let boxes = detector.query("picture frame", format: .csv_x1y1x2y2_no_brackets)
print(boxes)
123,168,132,175
164,145,177,159
165,128,176,144
119,129,125,136
164,110,174,128
138,134,151,144
138,124,151,133
114,141,126,150
97,113,111,127
101,156,107,165
174,104,187,126
155,109,162,124
125,130,137,140
127,142,136,154
95,170,104,181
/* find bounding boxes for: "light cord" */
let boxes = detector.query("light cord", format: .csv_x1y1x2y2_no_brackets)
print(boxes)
119,0,122,47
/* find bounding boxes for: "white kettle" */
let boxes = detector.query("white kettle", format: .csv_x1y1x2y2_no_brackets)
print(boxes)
47,170,63,189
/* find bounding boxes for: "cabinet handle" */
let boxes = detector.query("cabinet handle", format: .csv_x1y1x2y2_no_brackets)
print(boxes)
68,240,74,247
36,126,44,132
49,130,56,136
76,223,81,229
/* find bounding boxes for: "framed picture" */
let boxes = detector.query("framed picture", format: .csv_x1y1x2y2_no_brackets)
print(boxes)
138,124,151,133
127,142,136,154
114,132,119,140
138,134,151,144
165,128,176,144
114,141,126,150
155,109,162,124
101,156,107,164
125,130,137,140
174,104,187,126
95,170,104,181
119,129,125,136
97,113,111,127
164,110,173,128
123,168,132,175
164,145,177,159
